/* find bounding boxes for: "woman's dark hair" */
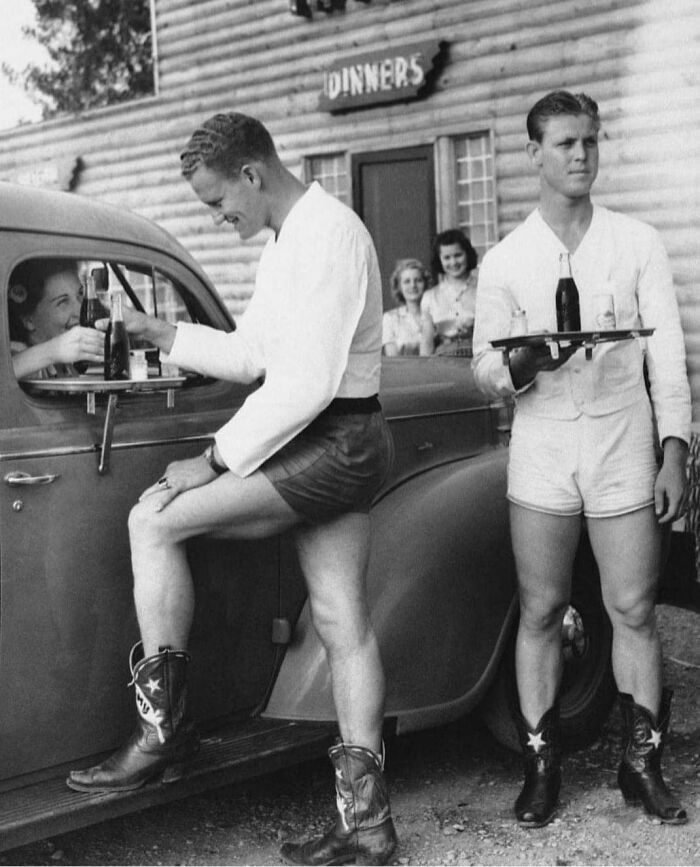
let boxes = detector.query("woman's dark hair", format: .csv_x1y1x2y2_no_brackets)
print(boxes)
431,229,478,278
8,258,78,343
526,90,600,143
181,112,277,179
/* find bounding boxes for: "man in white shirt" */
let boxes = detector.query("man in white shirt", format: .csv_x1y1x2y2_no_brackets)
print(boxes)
67,112,397,866
472,91,690,828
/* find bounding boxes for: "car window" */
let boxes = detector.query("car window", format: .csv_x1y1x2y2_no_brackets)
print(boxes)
8,255,210,391
105,262,192,325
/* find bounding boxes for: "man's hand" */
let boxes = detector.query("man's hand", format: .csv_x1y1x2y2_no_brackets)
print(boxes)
509,340,579,390
655,437,689,524
139,455,218,511
95,307,177,355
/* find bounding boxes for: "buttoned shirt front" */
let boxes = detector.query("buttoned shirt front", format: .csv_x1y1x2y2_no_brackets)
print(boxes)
421,272,477,340
471,205,691,446
168,182,383,477
382,306,423,355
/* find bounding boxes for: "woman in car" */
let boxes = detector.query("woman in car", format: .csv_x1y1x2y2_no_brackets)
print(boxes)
422,228,479,356
8,258,104,380
382,258,435,356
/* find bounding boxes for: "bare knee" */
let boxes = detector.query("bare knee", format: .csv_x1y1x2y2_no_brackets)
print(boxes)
519,596,569,636
128,498,172,547
606,590,656,633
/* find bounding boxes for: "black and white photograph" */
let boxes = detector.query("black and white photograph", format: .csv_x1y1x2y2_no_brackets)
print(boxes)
1,2,700,865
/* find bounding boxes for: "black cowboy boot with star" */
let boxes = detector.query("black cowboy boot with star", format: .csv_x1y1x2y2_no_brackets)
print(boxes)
513,703,562,828
280,740,398,865
617,689,687,824
66,642,199,792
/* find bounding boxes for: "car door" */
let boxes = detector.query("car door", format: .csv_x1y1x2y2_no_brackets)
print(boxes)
0,234,305,782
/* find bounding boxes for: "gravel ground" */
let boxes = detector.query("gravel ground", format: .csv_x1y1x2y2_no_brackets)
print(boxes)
2,603,700,867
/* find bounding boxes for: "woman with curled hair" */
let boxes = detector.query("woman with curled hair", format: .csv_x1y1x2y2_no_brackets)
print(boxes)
9,258,104,380
382,258,434,356
422,228,479,356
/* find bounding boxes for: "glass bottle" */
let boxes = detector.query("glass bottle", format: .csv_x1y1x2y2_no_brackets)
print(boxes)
80,274,109,328
74,275,110,373
555,252,581,332
103,290,131,380
510,308,528,337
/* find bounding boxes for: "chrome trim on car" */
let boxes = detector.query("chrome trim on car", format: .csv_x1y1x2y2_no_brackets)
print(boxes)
0,434,214,462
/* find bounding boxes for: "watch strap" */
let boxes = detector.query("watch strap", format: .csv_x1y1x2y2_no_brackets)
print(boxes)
203,443,227,475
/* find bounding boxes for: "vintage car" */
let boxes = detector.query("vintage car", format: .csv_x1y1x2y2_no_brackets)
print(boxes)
0,181,697,852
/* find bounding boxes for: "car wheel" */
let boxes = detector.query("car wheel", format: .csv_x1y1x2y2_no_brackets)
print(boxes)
479,537,617,753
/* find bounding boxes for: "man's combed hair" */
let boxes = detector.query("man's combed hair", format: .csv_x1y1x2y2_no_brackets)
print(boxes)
526,91,600,142
180,112,277,179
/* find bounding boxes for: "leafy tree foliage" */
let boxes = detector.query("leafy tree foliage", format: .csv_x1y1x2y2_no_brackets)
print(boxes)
5,0,153,119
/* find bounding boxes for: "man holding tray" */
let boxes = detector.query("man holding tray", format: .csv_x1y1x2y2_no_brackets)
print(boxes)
67,112,398,866
472,91,691,828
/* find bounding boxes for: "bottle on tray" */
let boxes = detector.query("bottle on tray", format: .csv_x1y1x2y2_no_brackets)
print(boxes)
555,252,581,332
104,290,131,380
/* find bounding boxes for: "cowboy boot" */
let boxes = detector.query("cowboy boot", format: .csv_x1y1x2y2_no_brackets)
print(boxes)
66,642,199,792
280,740,398,866
513,703,562,828
617,689,687,824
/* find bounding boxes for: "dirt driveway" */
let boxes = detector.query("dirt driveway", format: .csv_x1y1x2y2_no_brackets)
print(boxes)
2,603,700,866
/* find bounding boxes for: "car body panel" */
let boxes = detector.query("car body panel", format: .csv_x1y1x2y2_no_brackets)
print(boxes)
264,449,516,731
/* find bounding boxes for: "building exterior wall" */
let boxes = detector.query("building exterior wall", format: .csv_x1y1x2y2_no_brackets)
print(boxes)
1,0,699,406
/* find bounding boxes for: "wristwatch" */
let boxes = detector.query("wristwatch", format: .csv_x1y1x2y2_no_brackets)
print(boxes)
203,443,228,475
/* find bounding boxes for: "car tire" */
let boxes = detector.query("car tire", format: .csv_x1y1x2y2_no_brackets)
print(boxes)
479,534,617,753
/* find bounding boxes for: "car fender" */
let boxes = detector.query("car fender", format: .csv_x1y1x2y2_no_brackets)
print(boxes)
263,448,518,733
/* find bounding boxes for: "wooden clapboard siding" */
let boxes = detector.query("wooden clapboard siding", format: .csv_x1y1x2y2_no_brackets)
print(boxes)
1,0,699,412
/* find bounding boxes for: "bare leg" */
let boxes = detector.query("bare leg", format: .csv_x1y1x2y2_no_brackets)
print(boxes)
128,471,301,656
294,512,384,753
509,503,581,727
587,506,663,713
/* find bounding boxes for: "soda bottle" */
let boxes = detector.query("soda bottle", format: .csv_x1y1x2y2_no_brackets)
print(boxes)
80,274,109,328
104,290,131,380
555,252,581,332
74,274,110,373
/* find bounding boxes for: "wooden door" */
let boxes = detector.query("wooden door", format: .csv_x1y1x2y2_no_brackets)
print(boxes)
352,146,436,311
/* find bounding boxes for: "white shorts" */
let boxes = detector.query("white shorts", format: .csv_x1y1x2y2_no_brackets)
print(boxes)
507,399,658,518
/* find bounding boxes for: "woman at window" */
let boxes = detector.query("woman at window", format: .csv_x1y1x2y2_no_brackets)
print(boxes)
422,228,479,356
382,258,435,357
9,259,104,380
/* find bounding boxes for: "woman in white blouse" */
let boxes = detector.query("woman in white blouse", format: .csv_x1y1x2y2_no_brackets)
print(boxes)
421,228,479,356
382,258,434,356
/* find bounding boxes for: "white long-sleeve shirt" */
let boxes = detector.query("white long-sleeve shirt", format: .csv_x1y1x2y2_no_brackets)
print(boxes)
168,182,383,477
472,205,691,445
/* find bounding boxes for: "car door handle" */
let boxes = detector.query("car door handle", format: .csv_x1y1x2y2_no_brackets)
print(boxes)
4,471,60,486
416,441,434,452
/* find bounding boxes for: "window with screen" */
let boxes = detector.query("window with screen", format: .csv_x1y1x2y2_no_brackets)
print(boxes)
304,153,350,204
452,132,498,261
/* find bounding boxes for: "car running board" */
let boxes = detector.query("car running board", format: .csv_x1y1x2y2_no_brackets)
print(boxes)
0,717,336,853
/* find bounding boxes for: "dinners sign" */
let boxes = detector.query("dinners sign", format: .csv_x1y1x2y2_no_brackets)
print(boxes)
319,40,440,112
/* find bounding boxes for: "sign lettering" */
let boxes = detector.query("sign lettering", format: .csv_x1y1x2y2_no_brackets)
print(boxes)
319,41,441,112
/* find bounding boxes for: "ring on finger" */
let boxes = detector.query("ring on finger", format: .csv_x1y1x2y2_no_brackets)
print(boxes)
157,477,170,489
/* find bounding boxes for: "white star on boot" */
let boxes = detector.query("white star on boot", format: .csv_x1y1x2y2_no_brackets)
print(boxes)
646,728,662,749
527,731,547,753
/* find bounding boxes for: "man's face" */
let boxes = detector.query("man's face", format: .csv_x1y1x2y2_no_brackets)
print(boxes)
189,164,267,240
528,113,599,201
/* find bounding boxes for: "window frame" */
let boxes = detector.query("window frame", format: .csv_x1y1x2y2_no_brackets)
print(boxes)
435,129,499,261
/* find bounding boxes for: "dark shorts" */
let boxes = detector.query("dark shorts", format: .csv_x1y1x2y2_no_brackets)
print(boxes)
260,396,395,523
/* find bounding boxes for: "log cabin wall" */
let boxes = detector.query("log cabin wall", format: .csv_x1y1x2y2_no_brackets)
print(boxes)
1,0,699,408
